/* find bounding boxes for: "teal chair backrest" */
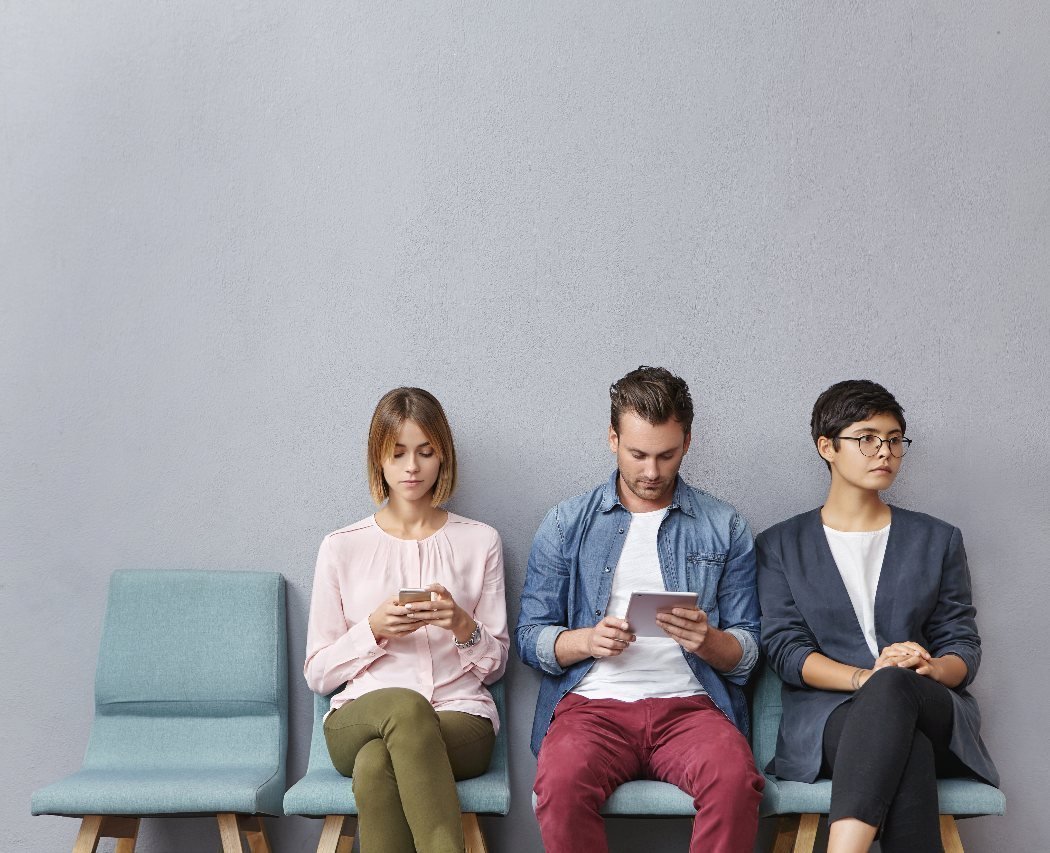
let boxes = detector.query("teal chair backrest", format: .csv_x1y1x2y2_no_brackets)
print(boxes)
750,662,783,772
85,570,287,799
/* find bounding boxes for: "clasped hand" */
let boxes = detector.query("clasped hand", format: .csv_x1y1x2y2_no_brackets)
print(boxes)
368,583,474,642
874,641,942,681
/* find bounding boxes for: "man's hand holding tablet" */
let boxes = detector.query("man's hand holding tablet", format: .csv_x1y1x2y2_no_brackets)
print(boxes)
623,591,700,637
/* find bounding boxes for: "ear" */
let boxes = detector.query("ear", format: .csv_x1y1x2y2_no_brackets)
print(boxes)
816,435,836,463
682,431,692,455
608,424,619,454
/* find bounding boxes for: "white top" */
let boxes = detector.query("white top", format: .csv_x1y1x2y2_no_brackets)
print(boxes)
823,524,891,657
573,508,706,701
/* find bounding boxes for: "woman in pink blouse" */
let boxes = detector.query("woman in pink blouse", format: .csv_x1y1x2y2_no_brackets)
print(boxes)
304,387,509,853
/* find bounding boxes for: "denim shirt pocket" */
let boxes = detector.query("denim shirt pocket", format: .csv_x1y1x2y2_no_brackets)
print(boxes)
685,552,727,616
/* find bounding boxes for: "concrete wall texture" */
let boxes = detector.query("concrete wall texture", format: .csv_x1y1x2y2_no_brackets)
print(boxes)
3,3,1048,851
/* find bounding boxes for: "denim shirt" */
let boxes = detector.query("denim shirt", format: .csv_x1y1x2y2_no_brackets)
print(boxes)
516,471,761,756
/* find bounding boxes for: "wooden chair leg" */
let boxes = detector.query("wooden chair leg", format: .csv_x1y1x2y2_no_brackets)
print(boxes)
72,816,104,853
793,813,820,853
317,814,356,853
102,817,140,853
940,814,965,853
73,816,140,853
217,813,245,853
237,815,272,853
771,813,822,853
771,815,799,853
462,812,488,853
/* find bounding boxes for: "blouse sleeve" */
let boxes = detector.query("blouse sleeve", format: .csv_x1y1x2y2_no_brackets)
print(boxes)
303,535,389,695
455,529,510,683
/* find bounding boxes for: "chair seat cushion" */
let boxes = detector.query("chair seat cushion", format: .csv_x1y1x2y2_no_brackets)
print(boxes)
601,781,696,815
31,767,284,817
283,766,510,817
758,778,834,817
760,775,1005,818
529,782,698,817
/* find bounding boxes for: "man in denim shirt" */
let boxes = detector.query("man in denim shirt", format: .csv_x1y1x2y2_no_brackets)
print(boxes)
517,367,764,853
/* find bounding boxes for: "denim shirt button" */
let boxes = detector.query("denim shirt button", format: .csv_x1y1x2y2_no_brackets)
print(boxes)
594,609,601,616
618,528,624,534
603,566,611,573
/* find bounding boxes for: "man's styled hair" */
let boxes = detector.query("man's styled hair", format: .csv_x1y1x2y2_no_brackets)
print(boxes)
367,387,457,506
610,366,694,434
810,379,907,455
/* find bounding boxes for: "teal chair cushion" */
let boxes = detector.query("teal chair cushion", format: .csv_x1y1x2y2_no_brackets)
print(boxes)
284,680,510,817
31,570,288,817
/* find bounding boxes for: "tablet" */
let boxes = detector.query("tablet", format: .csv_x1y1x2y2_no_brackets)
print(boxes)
623,591,699,637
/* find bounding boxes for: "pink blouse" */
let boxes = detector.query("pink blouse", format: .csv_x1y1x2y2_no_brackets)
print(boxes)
304,513,509,731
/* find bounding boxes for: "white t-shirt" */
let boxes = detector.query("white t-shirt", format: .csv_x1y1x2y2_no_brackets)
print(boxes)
573,508,707,701
823,524,891,658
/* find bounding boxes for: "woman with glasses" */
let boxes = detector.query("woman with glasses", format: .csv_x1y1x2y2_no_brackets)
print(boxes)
756,380,998,853
304,388,508,853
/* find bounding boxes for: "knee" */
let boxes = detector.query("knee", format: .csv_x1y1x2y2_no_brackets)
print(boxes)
859,665,921,702
688,750,764,801
381,687,439,728
352,739,395,793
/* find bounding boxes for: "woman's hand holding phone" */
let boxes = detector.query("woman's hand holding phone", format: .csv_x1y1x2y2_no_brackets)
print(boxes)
403,583,476,644
368,596,427,640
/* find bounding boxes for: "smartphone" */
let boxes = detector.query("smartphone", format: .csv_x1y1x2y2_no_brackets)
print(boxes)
398,588,432,604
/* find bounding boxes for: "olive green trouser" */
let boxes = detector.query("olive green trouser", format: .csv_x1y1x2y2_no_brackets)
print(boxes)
324,687,495,853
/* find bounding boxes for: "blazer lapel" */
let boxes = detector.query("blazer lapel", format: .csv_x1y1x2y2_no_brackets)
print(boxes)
807,509,873,650
873,505,904,650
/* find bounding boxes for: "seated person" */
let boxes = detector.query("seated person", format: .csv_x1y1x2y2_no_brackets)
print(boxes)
517,366,764,853
304,387,508,853
757,379,998,853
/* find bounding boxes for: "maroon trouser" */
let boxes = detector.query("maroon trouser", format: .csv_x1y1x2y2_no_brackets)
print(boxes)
534,693,764,853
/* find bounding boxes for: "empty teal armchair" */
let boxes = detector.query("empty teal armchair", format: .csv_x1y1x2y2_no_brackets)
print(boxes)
31,570,288,853
284,679,510,853
751,662,1005,852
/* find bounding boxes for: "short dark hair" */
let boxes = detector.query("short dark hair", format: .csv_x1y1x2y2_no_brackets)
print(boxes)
610,366,694,434
811,380,907,456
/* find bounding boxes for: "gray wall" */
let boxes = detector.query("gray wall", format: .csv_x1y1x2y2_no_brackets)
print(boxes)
3,3,1048,851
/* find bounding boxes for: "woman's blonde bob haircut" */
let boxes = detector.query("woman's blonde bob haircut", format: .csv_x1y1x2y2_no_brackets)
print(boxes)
367,387,457,506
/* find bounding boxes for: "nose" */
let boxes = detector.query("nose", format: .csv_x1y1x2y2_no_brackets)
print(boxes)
876,438,891,459
406,454,421,473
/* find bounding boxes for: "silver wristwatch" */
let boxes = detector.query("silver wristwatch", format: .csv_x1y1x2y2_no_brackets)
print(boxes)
454,623,482,649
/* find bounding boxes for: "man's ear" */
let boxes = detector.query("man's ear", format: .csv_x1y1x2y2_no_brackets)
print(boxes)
608,424,618,454
683,431,691,455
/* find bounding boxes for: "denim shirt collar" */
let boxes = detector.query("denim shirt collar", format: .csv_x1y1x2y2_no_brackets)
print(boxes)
597,470,697,518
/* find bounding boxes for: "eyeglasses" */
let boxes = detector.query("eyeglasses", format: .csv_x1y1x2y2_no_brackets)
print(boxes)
836,435,912,458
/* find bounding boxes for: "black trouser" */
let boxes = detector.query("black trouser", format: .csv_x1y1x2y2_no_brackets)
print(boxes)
821,666,971,853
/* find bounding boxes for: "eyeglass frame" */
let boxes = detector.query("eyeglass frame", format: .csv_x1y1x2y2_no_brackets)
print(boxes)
834,434,913,458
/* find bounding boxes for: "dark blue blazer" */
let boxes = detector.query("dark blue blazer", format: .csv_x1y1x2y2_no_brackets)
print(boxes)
756,506,998,786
